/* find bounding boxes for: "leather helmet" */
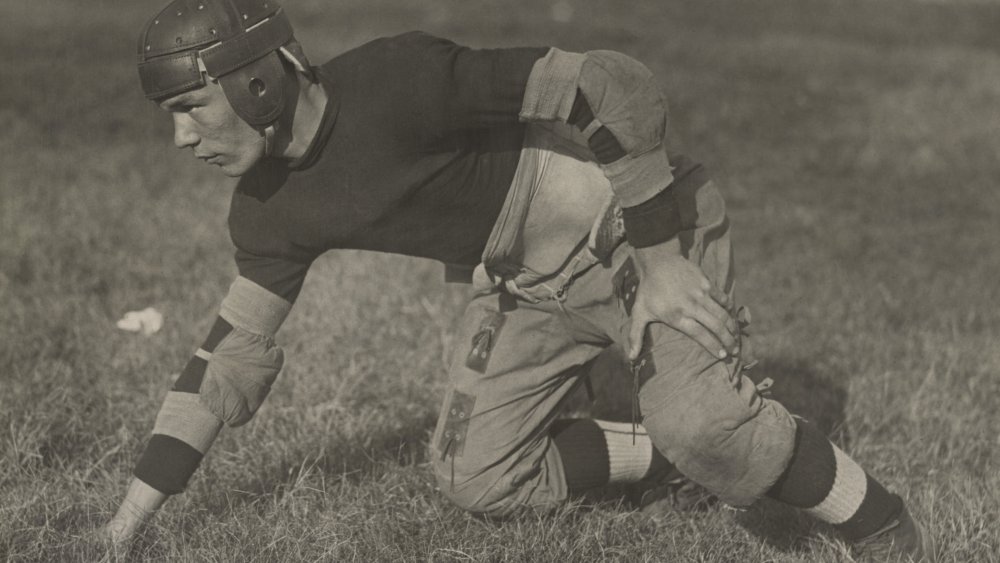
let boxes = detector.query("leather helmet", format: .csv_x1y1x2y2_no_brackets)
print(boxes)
137,0,310,127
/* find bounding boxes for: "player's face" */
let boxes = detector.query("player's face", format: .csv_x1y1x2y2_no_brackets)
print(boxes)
159,79,264,177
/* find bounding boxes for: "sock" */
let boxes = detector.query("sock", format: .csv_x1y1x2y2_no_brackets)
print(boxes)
551,419,670,492
766,419,903,540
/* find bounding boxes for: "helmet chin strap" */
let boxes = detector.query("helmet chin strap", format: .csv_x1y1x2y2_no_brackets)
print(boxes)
263,124,277,157
261,45,313,159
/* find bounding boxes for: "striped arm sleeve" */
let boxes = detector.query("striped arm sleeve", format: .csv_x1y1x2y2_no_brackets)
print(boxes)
134,317,232,495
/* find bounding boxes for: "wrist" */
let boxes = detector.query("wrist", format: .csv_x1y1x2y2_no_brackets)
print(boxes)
622,185,682,248
633,236,680,260
108,478,167,539
123,478,169,512
631,238,683,278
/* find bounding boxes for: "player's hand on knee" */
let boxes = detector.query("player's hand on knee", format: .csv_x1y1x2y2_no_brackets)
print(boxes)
628,241,737,361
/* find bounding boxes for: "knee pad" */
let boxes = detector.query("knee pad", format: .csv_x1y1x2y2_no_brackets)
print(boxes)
643,387,796,507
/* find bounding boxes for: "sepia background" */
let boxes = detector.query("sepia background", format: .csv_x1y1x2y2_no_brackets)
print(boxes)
2,0,999,560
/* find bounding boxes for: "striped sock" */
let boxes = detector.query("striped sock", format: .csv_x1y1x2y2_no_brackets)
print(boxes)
551,419,670,491
766,420,903,540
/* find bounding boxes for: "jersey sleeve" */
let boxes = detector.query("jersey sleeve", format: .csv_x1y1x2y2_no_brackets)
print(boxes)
399,33,675,210
390,31,548,133
133,251,311,495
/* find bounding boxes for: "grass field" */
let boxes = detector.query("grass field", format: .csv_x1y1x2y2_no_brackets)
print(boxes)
2,0,1000,561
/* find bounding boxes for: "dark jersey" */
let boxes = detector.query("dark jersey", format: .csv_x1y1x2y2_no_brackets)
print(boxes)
134,35,548,493
229,32,547,300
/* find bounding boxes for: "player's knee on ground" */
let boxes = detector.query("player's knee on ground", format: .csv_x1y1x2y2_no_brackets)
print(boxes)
433,441,566,519
433,456,542,519
638,346,796,507
433,459,511,518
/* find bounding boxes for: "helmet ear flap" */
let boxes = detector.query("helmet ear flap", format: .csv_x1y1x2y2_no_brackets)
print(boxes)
218,51,287,127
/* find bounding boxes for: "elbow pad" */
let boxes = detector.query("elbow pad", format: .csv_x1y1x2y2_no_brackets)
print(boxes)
201,327,284,427
578,50,667,158
520,48,673,207
200,276,291,427
580,51,673,207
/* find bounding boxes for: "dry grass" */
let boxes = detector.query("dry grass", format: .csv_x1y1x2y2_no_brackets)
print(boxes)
2,0,999,561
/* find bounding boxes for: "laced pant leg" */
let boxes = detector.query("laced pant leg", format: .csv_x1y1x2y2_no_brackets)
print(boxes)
557,177,799,507
634,178,797,506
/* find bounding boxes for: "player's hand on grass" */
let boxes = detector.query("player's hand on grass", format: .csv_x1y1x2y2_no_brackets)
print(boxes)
89,524,130,563
628,238,737,361
99,511,144,547
84,512,143,562
98,478,168,548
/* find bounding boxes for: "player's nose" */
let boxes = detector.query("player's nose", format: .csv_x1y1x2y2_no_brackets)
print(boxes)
172,113,200,149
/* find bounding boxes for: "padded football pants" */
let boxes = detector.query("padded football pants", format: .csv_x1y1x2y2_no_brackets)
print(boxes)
431,178,797,517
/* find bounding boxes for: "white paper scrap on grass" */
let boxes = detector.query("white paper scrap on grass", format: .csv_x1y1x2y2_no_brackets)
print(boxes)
116,307,164,336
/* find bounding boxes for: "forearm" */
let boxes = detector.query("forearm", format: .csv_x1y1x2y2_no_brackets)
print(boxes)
133,388,225,494
123,275,292,506
108,334,227,543
132,318,231,495
518,50,738,356
107,395,221,540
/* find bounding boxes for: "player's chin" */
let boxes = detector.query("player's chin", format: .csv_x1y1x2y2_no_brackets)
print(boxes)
218,165,244,177
217,158,255,177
